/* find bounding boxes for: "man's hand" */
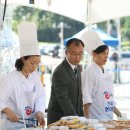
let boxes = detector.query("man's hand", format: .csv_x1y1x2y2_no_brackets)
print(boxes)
35,111,45,127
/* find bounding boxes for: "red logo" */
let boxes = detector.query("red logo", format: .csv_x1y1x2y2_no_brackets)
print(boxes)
105,93,110,99
104,91,112,99
25,106,32,116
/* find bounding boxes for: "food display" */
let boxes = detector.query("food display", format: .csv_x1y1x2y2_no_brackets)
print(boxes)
48,116,130,130
48,116,104,130
17,116,130,130
48,117,87,129
101,120,130,130
20,128,43,130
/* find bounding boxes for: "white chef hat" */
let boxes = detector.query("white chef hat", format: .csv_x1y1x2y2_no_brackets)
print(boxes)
18,21,40,57
74,29,104,55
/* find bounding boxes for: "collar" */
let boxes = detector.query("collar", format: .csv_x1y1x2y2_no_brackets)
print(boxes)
18,71,31,82
92,62,104,73
66,57,77,70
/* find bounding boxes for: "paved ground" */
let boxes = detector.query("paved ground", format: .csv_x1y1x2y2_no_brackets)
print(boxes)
114,83,130,119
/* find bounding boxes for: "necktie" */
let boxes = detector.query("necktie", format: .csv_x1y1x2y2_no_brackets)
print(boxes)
74,67,78,78
74,67,79,87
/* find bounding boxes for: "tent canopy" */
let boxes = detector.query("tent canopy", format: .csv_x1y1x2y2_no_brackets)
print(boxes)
92,28,119,47
64,26,119,47
2,0,130,24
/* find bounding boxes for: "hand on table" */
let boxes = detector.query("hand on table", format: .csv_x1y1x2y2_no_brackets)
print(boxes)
35,111,45,127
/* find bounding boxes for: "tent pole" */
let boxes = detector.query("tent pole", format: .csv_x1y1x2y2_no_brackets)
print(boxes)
59,22,64,60
116,18,121,84
107,20,111,35
86,0,92,30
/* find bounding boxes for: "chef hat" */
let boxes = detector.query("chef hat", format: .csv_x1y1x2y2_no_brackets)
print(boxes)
74,29,104,55
18,21,40,57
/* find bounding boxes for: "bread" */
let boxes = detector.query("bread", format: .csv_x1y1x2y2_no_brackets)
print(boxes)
48,120,62,128
87,127,95,130
66,118,80,125
68,123,87,129
68,124,80,129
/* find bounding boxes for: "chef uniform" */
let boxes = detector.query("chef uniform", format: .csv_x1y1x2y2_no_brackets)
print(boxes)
81,30,116,121
0,22,46,130
82,62,116,121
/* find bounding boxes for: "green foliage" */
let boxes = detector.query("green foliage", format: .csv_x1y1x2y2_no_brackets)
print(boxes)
12,6,130,49
97,21,107,32
121,41,130,51
121,16,130,41
12,6,85,43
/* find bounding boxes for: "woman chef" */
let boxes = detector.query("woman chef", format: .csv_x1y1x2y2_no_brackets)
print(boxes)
0,22,46,129
82,30,123,121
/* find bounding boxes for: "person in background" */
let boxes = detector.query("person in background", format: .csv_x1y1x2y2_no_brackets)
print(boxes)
47,38,84,125
82,44,123,121
111,52,120,83
0,22,46,130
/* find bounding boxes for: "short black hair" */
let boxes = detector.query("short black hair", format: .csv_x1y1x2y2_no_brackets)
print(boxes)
93,45,109,54
66,38,84,49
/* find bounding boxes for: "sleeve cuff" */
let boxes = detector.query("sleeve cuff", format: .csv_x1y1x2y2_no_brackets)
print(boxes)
83,96,92,105
0,103,7,112
35,107,45,114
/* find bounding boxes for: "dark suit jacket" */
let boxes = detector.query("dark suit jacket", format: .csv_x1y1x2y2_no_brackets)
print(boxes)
47,59,83,125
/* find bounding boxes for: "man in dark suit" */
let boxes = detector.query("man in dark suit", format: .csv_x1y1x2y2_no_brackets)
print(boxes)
47,38,84,125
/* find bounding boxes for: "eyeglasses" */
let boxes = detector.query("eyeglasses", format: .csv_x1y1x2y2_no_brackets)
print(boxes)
68,51,84,57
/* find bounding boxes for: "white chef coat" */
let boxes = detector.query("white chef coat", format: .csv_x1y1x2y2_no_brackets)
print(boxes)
82,62,116,121
0,70,46,119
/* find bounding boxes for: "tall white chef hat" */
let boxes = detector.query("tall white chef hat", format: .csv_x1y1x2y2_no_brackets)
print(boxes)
74,29,104,55
18,21,40,57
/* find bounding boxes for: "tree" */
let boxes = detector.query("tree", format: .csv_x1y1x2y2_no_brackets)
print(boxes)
12,6,85,43
121,16,130,41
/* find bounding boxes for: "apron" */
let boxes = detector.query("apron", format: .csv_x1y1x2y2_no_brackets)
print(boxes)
90,70,115,121
2,72,38,130
1,119,38,130
1,120,24,130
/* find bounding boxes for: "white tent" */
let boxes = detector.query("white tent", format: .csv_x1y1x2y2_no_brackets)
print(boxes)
1,0,130,24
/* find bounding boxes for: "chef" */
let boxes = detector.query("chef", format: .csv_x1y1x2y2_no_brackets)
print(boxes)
81,30,122,121
0,22,46,130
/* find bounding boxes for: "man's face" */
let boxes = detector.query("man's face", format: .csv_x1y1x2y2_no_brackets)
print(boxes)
66,42,84,65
